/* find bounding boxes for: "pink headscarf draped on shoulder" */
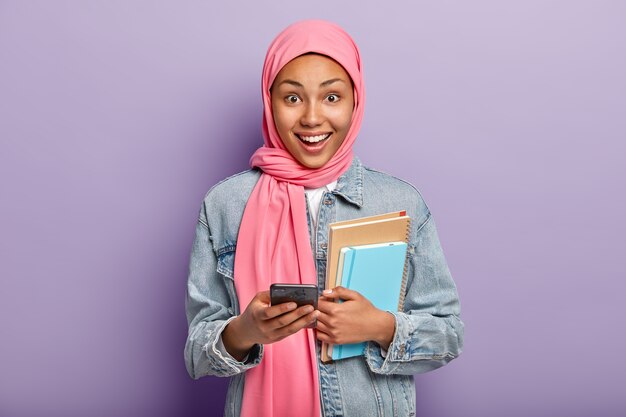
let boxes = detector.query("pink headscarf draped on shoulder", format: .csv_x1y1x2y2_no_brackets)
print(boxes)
233,20,365,417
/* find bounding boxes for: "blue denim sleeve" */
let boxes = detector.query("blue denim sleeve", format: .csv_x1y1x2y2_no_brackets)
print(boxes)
364,214,464,375
184,204,263,379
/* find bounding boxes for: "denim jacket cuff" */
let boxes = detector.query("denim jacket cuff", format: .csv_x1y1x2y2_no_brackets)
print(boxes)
206,316,263,375
365,312,411,374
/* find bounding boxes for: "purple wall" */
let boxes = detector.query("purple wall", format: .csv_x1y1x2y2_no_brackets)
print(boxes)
1,1,625,416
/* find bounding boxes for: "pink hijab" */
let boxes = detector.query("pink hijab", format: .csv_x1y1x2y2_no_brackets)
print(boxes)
233,20,365,417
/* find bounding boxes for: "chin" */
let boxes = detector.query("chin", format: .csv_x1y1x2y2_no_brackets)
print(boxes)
297,155,331,169
299,161,325,169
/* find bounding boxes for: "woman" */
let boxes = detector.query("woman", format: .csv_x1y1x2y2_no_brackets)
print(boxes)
185,19,463,417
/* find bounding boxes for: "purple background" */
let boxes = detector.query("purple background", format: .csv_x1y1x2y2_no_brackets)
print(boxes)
1,1,625,416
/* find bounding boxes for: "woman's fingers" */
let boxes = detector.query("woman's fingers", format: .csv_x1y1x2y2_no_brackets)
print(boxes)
315,329,333,343
314,312,343,342
255,290,271,305
314,316,331,334
246,291,323,344
261,301,298,320
314,321,342,344
253,289,309,320
314,309,334,326
256,304,318,342
321,286,361,301
317,299,338,314
276,309,319,337
272,304,316,328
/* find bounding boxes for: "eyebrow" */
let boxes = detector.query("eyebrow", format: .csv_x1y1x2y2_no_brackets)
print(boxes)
277,78,347,88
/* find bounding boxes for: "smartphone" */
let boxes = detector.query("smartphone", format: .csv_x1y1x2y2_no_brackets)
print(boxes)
270,283,318,328
270,283,318,309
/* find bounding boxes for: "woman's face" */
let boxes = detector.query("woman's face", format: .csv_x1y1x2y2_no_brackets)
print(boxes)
271,54,354,169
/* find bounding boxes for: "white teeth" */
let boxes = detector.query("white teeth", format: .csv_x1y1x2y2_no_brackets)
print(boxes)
297,134,330,143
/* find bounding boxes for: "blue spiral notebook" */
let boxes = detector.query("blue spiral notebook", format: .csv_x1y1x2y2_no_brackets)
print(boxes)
331,241,408,361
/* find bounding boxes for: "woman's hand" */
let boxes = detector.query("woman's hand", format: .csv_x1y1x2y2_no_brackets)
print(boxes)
222,290,319,361
315,287,396,350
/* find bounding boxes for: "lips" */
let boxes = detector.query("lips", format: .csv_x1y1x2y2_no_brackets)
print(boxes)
291,132,332,154
295,133,331,143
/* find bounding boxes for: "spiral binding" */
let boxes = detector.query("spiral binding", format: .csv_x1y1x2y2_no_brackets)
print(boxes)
397,218,412,312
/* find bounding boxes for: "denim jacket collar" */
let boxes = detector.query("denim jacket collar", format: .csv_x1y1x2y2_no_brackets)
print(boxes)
333,156,364,207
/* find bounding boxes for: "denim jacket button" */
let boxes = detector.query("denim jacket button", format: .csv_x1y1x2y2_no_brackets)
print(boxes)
320,243,328,250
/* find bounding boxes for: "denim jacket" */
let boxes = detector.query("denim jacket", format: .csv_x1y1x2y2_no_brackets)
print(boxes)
185,157,464,417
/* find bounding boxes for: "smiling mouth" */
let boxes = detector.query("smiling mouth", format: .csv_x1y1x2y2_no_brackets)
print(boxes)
295,133,331,144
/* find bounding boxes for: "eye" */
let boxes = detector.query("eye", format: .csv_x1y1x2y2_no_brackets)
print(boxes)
285,95,301,104
326,94,340,103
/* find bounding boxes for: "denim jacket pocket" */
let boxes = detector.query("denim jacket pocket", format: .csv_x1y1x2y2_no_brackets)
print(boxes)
216,244,240,315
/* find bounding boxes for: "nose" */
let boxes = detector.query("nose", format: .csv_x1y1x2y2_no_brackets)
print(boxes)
300,101,323,127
